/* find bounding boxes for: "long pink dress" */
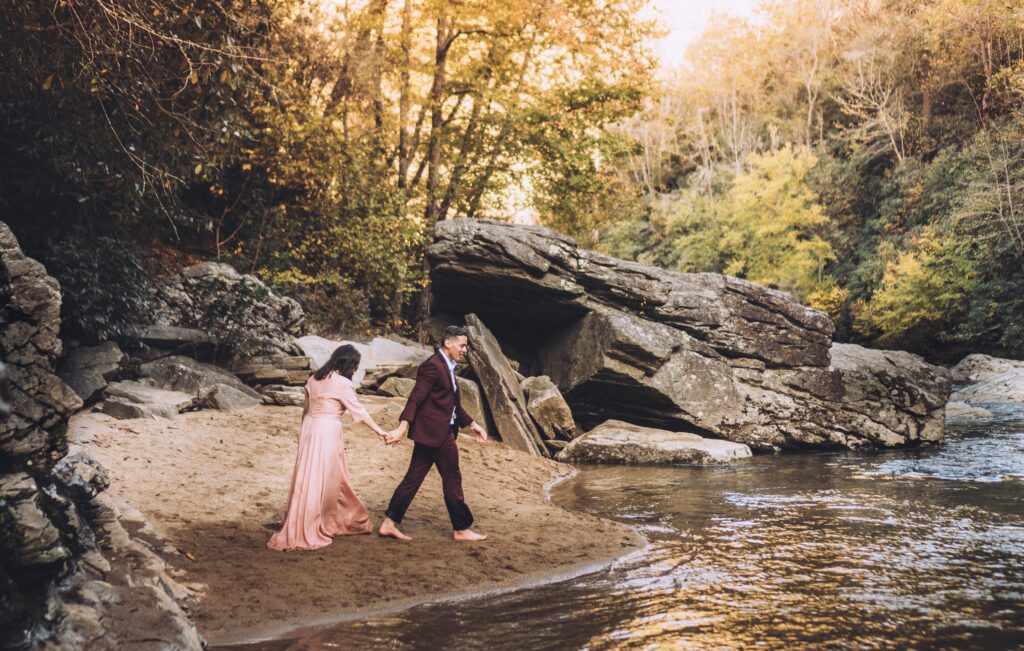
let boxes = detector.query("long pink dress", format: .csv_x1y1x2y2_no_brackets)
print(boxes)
267,372,373,551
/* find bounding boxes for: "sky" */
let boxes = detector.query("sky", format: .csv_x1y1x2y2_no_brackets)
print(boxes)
648,0,761,69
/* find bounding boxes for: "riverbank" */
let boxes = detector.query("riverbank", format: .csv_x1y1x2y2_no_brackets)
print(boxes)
69,398,644,646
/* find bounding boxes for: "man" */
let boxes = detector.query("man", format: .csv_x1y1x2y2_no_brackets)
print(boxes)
379,325,489,542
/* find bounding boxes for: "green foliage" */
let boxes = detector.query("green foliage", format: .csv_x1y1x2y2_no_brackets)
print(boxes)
40,232,153,344
852,228,980,345
601,0,1024,359
717,146,834,298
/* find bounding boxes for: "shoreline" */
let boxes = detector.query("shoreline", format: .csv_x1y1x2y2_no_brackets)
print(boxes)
214,537,650,647
70,399,646,647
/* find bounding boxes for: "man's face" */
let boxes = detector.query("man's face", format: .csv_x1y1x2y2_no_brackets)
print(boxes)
444,335,469,363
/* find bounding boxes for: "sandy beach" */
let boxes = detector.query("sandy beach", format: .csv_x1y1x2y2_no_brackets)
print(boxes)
70,397,644,645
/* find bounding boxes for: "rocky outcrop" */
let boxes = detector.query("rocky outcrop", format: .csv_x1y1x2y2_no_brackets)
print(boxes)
557,420,753,465
148,261,304,359
465,314,546,456
427,219,950,451
1,221,201,648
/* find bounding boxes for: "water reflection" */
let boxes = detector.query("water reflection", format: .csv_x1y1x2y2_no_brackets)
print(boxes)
224,412,1024,650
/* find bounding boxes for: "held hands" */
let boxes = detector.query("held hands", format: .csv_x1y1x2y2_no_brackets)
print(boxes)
383,422,408,447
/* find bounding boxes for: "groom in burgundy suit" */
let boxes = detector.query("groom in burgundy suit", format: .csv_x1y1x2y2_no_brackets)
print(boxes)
379,325,489,542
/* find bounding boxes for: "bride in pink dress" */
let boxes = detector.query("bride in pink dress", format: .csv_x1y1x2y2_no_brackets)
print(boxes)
268,344,393,551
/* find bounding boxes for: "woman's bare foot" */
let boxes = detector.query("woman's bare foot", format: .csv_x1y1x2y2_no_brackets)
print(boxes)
453,528,488,542
378,518,412,541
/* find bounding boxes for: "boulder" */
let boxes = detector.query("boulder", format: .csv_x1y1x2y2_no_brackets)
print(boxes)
138,355,261,401
557,420,753,465
203,384,261,411
58,341,126,402
102,381,197,419
259,384,306,407
360,362,420,392
950,369,1024,404
379,376,416,398
428,219,950,451
951,354,1024,384
465,314,545,456
149,261,304,359
520,375,576,440
230,354,313,386
945,401,995,419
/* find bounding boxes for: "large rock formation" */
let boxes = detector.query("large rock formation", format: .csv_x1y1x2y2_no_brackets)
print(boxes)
427,219,950,451
1,222,202,648
147,261,304,359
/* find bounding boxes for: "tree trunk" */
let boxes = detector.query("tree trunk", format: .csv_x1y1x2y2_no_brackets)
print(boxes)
417,13,451,341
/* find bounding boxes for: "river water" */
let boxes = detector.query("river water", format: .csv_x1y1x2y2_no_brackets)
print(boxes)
232,406,1024,650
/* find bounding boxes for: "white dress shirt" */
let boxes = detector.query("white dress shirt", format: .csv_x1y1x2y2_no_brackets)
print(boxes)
438,349,458,425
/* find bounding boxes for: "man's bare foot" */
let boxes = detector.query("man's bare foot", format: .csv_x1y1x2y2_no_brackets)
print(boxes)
453,528,488,542
378,518,412,541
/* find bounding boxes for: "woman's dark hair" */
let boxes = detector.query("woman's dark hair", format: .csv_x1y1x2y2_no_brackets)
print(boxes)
313,344,362,381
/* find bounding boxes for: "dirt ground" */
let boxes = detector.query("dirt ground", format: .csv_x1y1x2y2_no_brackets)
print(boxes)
71,398,643,645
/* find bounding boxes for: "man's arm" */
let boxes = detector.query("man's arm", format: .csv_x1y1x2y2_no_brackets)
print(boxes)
397,360,438,428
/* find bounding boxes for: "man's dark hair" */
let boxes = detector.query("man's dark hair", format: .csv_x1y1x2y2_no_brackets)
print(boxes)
441,325,468,347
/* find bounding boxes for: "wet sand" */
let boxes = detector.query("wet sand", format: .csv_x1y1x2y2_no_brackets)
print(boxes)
71,398,643,645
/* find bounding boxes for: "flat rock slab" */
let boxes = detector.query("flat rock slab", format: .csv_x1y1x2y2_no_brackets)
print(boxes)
950,369,1024,404
231,355,313,386
102,381,196,419
258,384,306,407
557,419,752,465
945,401,995,419
139,355,260,401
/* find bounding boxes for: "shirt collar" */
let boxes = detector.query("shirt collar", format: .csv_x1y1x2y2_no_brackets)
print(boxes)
438,348,457,371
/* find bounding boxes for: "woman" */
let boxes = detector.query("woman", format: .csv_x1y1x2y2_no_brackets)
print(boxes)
268,344,392,551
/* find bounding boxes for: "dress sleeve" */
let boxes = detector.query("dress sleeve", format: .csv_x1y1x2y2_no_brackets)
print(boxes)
335,376,372,425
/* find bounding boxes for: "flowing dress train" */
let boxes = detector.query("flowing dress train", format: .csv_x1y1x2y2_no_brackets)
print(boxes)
267,372,373,551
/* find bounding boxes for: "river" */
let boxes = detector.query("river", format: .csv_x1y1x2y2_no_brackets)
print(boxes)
228,405,1024,650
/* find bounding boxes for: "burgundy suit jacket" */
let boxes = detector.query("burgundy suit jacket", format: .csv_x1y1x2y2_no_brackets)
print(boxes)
399,351,474,447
